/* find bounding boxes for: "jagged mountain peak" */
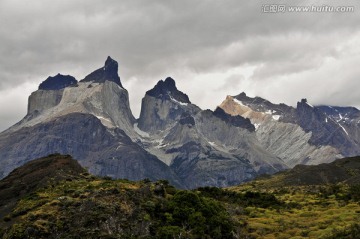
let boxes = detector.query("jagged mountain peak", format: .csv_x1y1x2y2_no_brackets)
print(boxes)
300,98,308,103
297,98,314,109
13,56,136,138
81,56,123,87
235,92,271,107
105,55,117,67
232,93,292,116
146,77,191,104
138,77,201,133
235,92,276,106
39,74,77,90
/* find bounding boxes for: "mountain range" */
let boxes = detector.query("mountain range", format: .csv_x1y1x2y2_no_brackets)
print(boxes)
1,56,360,189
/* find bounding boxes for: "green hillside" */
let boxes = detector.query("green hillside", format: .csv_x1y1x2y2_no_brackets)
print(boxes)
0,155,234,238
1,155,360,238
246,156,360,189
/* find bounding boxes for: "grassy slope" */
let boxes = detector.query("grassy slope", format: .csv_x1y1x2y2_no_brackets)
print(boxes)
251,156,360,188
0,164,234,238
228,184,360,239
225,156,360,238
0,154,86,222
1,155,360,239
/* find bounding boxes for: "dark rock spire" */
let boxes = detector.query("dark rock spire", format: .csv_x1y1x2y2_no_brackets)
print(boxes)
81,56,123,87
146,77,191,104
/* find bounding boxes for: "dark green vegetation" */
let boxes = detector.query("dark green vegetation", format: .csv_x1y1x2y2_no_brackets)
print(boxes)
325,224,360,239
0,155,236,238
254,156,360,187
1,154,360,238
196,187,286,209
229,156,360,238
230,183,360,238
0,154,86,220
147,187,234,238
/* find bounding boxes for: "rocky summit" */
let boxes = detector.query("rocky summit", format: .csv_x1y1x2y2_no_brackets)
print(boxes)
80,56,123,87
1,57,360,188
146,77,191,104
39,74,77,90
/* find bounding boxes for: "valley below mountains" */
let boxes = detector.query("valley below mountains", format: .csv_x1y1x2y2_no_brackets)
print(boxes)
1,154,360,238
1,56,360,189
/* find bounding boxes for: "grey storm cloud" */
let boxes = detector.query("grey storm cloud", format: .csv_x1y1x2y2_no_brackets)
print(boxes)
218,74,244,92
1,0,360,131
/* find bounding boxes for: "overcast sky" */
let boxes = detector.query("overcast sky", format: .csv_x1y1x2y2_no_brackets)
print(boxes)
1,0,360,132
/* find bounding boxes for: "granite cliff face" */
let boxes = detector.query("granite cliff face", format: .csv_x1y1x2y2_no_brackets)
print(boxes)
293,99,358,156
317,105,360,149
0,113,182,187
8,57,136,138
138,77,200,133
136,80,287,188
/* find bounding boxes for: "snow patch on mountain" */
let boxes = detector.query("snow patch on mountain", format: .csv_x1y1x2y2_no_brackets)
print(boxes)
169,94,188,106
95,115,114,128
338,123,349,136
233,97,280,121
306,102,314,108
272,115,280,121
134,123,150,138
233,98,246,107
